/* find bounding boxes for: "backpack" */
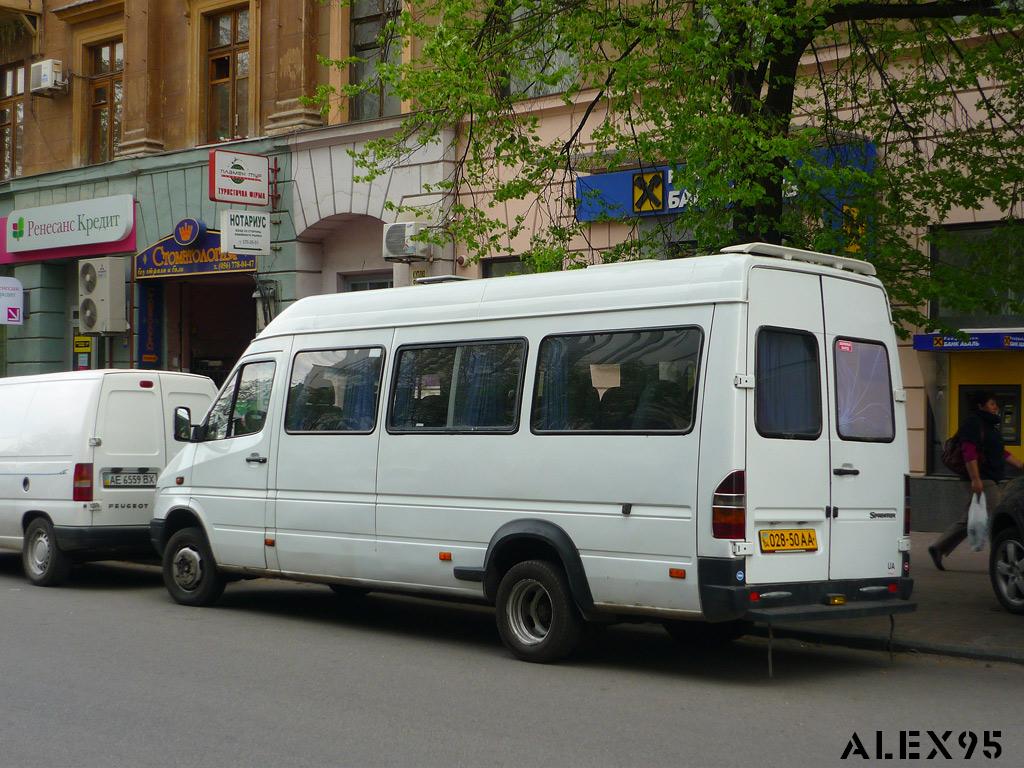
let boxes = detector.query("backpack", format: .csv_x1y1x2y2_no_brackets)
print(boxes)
941,433,967,477
941,425,987,478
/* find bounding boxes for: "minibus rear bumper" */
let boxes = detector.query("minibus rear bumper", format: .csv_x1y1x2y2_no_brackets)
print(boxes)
698,557,915,624
53,525,153,555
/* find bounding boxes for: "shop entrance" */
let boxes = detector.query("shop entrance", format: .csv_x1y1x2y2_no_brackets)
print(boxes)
164,276,256,387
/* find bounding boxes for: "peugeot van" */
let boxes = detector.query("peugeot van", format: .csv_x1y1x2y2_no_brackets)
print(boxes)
0,369,216,586
152,243,915,663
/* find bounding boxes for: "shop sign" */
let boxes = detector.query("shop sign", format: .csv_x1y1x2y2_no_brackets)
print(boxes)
6,195,134,253
135,220,256,279
220,210,271,256
73,335,94,354
0,276,24,325
576,166,691,222
912,332,1024,351
209,150,270,206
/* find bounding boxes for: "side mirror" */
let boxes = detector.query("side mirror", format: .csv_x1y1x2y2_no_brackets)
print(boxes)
174,406,192,442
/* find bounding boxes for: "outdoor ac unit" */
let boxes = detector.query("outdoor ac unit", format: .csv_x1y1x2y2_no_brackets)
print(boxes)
78,257,127,335
382,222,431,263
30,60,66,96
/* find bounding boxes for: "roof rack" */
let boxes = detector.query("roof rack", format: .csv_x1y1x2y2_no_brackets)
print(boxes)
415,274,469,285
721,242,876,276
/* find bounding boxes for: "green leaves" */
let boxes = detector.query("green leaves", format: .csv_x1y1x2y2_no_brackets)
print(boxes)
314,0,1024,330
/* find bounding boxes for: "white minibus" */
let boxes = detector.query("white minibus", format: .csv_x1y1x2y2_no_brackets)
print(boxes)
0,369,216,585
152,243,915,662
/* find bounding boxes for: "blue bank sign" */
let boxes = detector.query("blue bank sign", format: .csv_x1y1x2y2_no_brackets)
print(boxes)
913,332,1024,351
575,144,877,227
135,219,255,279
576,166,690,222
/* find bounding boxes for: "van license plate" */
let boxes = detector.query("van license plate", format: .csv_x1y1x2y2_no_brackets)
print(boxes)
103,472,157,488
759,529,818,553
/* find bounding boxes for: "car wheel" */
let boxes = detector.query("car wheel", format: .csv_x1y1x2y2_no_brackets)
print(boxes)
495,559,582,663
663,619,749,647
22,517,72,587
163,527,226,607
990,526,1024,615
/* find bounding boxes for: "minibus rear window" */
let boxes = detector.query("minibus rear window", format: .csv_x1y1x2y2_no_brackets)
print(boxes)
285,347,384,433
834,338,895,442
755,328,821,439
531,326,702,433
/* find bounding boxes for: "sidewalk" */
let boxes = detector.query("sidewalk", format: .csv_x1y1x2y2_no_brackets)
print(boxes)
759,531,1023,663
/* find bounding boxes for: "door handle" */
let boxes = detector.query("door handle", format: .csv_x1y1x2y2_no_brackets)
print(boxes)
245,453,268,464
833,467,859,476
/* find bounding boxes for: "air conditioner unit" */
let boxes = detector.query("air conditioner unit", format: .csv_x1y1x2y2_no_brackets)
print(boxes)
78,257,127,335
382,222,431,263
30,60,67,97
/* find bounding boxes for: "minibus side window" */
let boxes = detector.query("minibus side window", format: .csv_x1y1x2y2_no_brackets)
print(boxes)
285,347,385,433
834,338,895,442
201,361,276,440
755,328,821,439
531,326,702,433
388,340,526,432
203,372,238,441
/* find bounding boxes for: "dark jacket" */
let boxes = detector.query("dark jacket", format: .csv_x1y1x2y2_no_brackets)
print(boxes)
960,410,1006,482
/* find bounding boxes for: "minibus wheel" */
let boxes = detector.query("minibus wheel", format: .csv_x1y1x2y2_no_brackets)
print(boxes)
22,517,72,587
990,526,1024,615
663,619,748,648
495,559,582,663
163,527,225,607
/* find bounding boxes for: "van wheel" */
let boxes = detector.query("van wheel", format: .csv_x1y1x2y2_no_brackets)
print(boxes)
663,619,748,647
22,518,72,587
163,527,225,607
495,560,582,663
990,526,1024,615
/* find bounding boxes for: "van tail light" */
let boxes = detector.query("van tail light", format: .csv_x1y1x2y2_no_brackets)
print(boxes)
73,463,93,502
903,474,911,536
712,470,746,539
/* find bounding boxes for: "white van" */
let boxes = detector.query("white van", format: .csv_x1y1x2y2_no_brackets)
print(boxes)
0,369,216,586
152,243,915,662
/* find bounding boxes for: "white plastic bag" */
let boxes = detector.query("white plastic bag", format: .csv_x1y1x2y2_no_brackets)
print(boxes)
967,492,988,552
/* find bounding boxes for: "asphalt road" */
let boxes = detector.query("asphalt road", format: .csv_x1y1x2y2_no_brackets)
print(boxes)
1,553,1020,768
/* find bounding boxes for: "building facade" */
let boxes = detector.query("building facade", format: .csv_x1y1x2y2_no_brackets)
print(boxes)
0,1,1017,498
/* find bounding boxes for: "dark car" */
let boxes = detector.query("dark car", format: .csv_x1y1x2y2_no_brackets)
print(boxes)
990,477,1024,614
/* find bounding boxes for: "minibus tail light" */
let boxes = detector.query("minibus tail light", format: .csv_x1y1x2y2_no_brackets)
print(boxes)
903,474,911,536
712,470,746,539
73,463,93,502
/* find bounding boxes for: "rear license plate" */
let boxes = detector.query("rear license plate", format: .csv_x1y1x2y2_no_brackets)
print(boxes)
102,472,157,488
759,528,818,553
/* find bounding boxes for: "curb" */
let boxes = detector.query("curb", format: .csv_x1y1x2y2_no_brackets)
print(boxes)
750,626,1024,666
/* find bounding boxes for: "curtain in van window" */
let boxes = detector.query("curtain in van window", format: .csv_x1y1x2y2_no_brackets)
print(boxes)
453,342,523,429
533,337,570,430
341,355,381,430
756,329,821,439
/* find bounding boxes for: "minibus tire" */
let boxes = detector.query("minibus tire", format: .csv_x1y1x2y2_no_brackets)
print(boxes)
663,619,748,647
22,517,72,587
163,527,226,607
990,526,1024,615
495,559,582,663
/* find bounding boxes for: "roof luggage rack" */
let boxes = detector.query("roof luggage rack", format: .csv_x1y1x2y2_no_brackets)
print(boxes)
721,242,876,276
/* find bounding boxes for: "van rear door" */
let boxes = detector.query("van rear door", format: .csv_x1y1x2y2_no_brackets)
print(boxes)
744,267,831,584
93,373,163,526
822,277,905,581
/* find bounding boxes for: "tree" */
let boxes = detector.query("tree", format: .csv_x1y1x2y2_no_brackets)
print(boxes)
315,1,1024,331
